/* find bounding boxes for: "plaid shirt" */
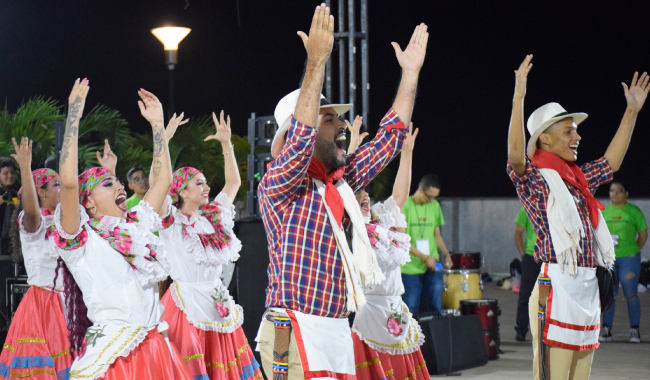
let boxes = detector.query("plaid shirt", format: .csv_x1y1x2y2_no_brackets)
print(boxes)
259,109,406,318
507,157,613,268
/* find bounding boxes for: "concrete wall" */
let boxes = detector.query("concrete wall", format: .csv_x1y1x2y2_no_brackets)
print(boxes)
437,198,650,274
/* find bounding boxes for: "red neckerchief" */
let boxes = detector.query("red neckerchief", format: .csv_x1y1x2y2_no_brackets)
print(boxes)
307,158,345,225
531,149,604,228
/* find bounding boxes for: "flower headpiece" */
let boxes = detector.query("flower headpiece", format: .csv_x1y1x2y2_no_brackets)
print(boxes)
18,168,58,197
78,167,115,206
170,167,201,206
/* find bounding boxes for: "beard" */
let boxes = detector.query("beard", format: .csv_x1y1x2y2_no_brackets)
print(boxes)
314,136,346,171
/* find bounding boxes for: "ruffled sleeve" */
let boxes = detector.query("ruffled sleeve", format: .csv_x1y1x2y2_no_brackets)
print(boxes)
367,198,411,266
50,203,89,251
159,195,176,230
127,198,165,232
17,210,45,243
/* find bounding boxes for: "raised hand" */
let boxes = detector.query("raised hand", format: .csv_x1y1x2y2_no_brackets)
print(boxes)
514,55,533,99
96,139,117,172
166,112,190,141
345,116,368,154
205,110,232,143
297,3,335,65
392,23,429,74
622,71,650,113
402,122,419,154
10,137,32,170
137,89,164,126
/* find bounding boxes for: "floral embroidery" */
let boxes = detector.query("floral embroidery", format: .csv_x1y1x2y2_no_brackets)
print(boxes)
211,287,230,318
85,326,106,347
87,216,159,270
386,303,406,336
366,212,401,250
18,168,58,197
48,224,88,250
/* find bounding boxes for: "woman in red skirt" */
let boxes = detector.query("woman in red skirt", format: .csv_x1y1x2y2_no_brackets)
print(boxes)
52,79,192,380
349,120,430,380
0,139,72,379
156,110,261,380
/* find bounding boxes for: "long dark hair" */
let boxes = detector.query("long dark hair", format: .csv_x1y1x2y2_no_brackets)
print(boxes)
9,183,47,264
53,257,92,355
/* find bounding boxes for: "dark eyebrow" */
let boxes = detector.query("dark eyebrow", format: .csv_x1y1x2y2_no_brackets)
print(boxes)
323,113,336,118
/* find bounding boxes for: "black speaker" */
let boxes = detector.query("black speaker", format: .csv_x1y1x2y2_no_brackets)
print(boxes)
232,218,270,365
414,314,488,375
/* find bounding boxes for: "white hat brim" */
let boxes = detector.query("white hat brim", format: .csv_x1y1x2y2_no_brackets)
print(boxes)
271,103,353,158
526,113,588,159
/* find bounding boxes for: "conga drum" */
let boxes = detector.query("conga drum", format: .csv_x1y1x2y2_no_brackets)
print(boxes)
441,269,482,310
460,299,501,360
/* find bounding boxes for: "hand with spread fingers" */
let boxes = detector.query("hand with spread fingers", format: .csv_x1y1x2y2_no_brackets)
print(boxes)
166,112,190,141
346,116,368,154
97,139,117,172
514,54,533,100
402,123,419,154
297,3,335,65
392,23,429,74
137,89,164,126
10,137,32,170
205,110,232,144
623,71,650,113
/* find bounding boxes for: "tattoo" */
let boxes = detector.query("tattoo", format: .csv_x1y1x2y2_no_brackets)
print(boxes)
152,160,162,175
60,96,82,164
153,127,165,157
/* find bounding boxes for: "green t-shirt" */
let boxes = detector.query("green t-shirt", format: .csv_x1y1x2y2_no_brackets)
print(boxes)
602,202,648,258
514,208,536,256
400,197,445,275
126,194,143,211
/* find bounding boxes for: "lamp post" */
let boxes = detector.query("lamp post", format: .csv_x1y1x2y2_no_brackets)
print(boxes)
151,26,191,119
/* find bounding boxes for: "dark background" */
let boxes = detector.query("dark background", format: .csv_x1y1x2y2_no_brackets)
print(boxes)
0,0,648,198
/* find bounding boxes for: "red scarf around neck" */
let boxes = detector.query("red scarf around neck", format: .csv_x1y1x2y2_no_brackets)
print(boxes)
308,158,345,225
531,149,604,228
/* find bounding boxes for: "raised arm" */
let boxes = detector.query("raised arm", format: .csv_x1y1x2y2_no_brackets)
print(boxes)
205,110,241,201
390,23,428,127
96,139,117,173
149,112,189,186
346,116,368,154
138,89,172,215
604,72,649,172
508,55,533,176
392,124,418,209
60,79,90,234
11,137,40,232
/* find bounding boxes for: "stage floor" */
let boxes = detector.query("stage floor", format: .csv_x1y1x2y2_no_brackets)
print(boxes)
435,279,650,379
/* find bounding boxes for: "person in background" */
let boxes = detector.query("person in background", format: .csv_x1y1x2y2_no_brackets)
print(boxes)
0,158,19,256
400,174,453,314
601,180,648,343
126,166,149,210
514,207,542,341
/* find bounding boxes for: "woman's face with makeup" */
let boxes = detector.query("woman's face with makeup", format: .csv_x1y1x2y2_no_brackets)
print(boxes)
86,176,128,218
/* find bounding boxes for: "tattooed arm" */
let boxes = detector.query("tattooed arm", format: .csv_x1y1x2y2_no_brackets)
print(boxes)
148,112,188,186
137,89,172,216
60,79,90,234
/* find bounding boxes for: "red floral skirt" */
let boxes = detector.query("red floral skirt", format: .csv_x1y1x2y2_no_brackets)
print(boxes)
0,286,72,379
101,329,193,380
352,332,430,380
161,290,262,380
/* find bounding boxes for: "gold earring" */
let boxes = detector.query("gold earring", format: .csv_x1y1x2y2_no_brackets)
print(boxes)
90,207,97,215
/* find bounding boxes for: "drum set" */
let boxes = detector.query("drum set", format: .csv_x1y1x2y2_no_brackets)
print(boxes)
442,251,500,360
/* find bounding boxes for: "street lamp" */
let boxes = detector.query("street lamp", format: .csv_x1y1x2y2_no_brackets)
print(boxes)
151,26,191,118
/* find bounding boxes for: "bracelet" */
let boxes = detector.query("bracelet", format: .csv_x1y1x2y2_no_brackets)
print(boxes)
222,144,233,164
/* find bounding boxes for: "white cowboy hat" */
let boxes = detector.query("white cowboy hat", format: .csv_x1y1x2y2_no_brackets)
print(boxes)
272,89,353,158
526,102,588,158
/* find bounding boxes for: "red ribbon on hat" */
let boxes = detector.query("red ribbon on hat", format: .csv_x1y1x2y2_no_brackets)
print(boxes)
308,158,345,225
531,149,604,228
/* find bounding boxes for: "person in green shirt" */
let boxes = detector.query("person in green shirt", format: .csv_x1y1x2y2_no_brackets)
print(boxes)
125,167,149,210
401,173,452,314
514,207,541,341
601,180,648,343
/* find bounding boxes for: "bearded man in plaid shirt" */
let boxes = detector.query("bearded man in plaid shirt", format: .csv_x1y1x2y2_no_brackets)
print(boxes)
254,4,429,380
507,55,648,380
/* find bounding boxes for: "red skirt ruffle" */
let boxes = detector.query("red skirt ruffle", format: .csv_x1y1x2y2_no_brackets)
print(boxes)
352,331,430,380
0,286,71,379
161,290,262,380
101,329,193,380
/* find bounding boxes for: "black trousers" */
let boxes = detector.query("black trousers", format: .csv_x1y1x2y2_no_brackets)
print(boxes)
515,254,542,335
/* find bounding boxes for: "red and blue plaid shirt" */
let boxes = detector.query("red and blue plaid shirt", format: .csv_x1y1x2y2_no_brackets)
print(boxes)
507,157,613,268
259,109,406,318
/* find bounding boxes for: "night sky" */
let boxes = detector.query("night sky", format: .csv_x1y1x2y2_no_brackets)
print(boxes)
1,0,649,197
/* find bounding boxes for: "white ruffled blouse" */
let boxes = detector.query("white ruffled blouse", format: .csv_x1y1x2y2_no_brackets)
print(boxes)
18,210,63,290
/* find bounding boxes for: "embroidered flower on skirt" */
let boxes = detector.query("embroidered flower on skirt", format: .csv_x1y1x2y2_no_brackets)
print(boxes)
210,287,230,318
386,303,406,336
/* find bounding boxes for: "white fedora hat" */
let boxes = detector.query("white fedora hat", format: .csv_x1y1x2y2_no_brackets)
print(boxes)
272,89,353,158
526,102,588,158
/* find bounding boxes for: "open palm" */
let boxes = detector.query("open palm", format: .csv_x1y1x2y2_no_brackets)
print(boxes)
392,23,429,73
137,89,164,125
205,110,231,143
623,72,650,112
